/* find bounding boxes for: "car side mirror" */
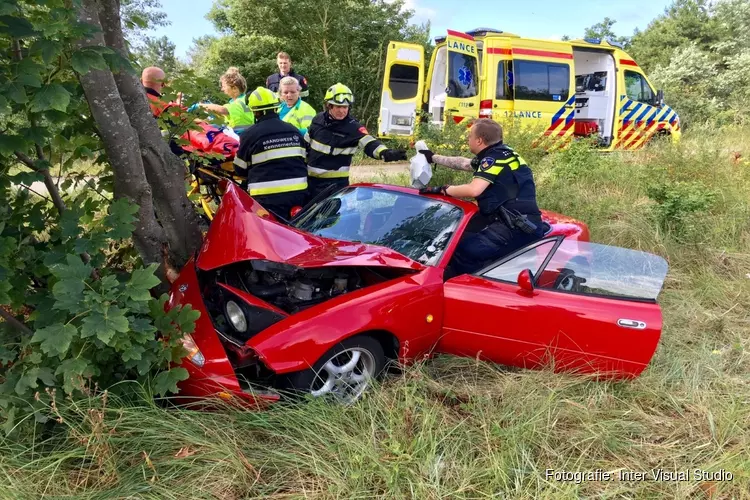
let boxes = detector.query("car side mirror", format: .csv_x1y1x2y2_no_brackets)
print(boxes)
656,89,664,107
517,269,534,292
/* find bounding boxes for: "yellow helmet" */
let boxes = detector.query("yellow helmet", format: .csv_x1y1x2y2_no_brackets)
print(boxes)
324,83,354,106
246,86,281,112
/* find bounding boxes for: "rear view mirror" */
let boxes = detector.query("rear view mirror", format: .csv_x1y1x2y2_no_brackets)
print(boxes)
517,269,534,292
656,89,664,107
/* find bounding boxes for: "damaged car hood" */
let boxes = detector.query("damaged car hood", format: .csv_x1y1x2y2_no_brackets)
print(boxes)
196,183,426,272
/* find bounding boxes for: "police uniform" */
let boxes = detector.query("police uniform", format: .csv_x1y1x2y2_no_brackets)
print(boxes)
304,112,390,198
266,70,309,98
449,142,544,276
234,113,308,221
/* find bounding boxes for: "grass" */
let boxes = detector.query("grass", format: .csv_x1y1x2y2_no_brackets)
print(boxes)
2,125,750,498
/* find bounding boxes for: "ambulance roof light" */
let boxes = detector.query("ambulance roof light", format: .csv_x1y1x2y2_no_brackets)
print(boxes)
605,37,624,49
583,37,601,44
465,27,504,37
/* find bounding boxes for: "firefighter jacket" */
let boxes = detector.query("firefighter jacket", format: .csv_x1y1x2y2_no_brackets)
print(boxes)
233,114,308,197
304,112,387,179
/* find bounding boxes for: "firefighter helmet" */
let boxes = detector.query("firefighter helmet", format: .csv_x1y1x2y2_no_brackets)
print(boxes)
246,86,281,112
324,83,354,106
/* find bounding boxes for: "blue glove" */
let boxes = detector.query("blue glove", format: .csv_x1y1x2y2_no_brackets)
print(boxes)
187,103,200,113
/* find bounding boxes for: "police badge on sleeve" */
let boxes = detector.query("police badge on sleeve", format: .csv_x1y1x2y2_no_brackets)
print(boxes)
479,157,495,171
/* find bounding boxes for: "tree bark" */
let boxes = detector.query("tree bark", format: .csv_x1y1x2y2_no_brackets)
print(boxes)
74,0,170,278
97,0,202,268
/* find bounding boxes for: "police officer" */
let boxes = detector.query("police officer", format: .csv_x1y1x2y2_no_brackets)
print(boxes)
234,87,308,221
304,82,406,199
266,51,309,99
418,119,544,276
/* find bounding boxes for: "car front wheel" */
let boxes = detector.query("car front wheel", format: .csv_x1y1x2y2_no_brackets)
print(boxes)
283,335,386,405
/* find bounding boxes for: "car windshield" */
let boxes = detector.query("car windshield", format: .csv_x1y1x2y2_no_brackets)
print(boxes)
291,187,463,265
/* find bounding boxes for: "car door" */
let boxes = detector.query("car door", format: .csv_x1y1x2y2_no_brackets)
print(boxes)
443,30,480,123
377,41,425,138
439,237,667,378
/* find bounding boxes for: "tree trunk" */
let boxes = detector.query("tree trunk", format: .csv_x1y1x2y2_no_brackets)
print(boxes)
74,0,170,279
97,0,202,268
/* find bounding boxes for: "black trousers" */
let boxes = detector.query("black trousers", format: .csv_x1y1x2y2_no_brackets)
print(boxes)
448,220,544,277
306,176,349,203
252,191,307,223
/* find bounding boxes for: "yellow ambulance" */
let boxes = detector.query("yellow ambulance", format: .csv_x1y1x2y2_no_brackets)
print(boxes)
377,28,681,150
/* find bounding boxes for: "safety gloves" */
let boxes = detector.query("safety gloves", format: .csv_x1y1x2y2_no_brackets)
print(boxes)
419,185,448,195
381,149,407,162
417,148,434,164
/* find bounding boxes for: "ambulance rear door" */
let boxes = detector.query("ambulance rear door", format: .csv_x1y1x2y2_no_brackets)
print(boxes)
377,41,424,138
444,30,480,124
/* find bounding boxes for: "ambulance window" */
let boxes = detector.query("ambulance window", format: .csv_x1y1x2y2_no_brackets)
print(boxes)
447,52,478,98
624,70,655,104
514,60,570,102
495,61,512,100
389,64,420,100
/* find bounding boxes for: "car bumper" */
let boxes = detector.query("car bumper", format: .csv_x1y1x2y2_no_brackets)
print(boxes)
166,257,281,409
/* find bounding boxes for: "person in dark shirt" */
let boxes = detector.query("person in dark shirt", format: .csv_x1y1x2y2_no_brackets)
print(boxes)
266,51,309,99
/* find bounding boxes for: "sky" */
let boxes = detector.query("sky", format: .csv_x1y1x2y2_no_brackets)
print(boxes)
147,0,675,60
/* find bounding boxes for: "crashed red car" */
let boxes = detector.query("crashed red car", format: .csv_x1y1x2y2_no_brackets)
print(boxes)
166,182,668,406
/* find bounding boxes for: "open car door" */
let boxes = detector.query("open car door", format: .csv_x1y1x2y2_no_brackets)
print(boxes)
439,237,668,378
444,30,480,123
377,41,424,138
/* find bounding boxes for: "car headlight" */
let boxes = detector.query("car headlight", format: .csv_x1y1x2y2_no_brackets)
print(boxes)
225,300,247,333
180,333,205,367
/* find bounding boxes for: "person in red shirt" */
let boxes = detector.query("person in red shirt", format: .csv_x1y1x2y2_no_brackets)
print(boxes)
141,66,182,118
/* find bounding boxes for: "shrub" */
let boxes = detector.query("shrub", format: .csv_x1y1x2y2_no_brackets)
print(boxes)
646,181,717,240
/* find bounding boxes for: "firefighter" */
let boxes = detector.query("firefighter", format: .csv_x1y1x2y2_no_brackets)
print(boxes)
233,87,308,222
417,119,545,276
304,83,406,199
266,52,309,98
278,76,316,135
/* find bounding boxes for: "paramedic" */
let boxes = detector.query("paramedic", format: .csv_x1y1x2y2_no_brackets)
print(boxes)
304,82,406,199
192,67,255,133
278,76,316,135
233,87,308,221
417,119,544,276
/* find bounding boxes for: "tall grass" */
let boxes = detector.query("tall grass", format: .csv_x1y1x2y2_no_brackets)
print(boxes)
2,126,749,498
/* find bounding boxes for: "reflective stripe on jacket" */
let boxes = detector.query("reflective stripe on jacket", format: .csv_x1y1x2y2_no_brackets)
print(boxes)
280,99,316,135
234,114,308,197
224,95,256,130
303,112,386,178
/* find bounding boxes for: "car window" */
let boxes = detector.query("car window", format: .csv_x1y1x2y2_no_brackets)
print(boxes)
480,240,557,283
535,240,668,301
514,59,570,102
291,187,463,266
388,64,420,100
496,60,512,99
624,70,654,104
447,51,478,98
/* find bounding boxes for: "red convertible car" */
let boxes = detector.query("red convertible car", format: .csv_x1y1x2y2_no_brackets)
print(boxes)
166,182,668,406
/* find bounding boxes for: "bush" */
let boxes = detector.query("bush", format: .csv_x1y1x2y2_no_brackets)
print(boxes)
646,181,717,240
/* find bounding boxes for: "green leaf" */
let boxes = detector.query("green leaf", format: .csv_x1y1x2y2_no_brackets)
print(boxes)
0,134,25,157
153,368,189,396
55,358,90,395
30,39,60,64
103,51,135,75
37,367,56,386
51,254,92,282
15,367,39,395
0,15,36,37
59,209,81,240
0,95,10,115
126,264,161,301
4,82,27,104
31,323,77,358
8,171,43,185
71,48,108,75
29,84,70,113
178,305,201,334
0,345,16,365
17,73,42,88
122,344,145,363
2,407,17,436
80,308,130,346
129,316,157,342
0,1,18,16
